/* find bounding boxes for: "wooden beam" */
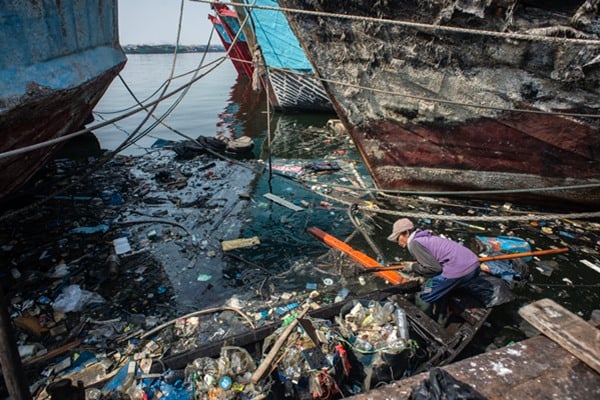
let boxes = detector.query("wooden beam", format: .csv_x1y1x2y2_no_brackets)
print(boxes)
519,298,600,374
263,193,304,211
250,307,309,384
0,284,32,400
23,339,80,366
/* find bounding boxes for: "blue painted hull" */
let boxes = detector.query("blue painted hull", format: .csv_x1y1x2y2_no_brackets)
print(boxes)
235,0,332,112
0,0,126,199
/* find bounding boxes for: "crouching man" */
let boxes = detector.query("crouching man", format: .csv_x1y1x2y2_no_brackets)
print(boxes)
388,218,480,324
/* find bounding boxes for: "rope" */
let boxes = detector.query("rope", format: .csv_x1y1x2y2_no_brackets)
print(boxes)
114,36,215,153
266,67,274,193
193,1,600,45
113,218,193,237
314,74,600,119
0,54,231,160
206,1,600,119
358,207,600,222
139,306,256,340
347,204,385,262
313,181,600,197
0,1,270,160
109,0,187,156
0,6,244,221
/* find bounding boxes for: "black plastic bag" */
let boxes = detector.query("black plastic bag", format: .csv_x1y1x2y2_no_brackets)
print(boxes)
460,274,514,307
411,368,486,400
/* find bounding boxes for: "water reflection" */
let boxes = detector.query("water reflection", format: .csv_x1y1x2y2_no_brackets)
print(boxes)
216,74,340,161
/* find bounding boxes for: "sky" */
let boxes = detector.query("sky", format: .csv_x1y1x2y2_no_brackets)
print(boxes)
118,0,215,45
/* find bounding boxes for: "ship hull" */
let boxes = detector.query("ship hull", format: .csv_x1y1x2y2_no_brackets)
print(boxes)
0,0,126,199
278,0,600,207
268,68,332,112
236,0,333,112
209,4,254,77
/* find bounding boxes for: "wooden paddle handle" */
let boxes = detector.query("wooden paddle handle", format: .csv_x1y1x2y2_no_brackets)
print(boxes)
369,248,569,273
478,247,568,261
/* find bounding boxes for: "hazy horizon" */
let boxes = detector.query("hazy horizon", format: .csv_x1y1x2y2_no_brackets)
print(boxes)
119,0,214,47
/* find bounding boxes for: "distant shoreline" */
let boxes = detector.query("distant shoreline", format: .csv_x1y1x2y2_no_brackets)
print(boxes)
122,44,225,54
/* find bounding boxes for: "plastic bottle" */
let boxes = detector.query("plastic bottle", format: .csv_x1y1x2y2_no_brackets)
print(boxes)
354,337,373,352
335,288,349,302
395,308,409,339
374,302,395,325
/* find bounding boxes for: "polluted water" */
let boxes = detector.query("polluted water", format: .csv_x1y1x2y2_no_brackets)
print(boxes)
0,52,598,398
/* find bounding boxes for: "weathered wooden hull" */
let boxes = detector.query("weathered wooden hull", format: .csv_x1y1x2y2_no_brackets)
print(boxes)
0,0,126,199
235,0,333,112
278,0,600,207
267,68,333,111
209,4,254,77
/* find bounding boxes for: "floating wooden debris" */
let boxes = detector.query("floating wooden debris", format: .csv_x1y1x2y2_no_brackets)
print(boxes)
580,259,600,274
263,193,303,211
519,298,600,374
221,236,261,251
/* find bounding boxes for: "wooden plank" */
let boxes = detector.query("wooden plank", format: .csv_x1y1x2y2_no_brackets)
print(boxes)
580,259,600,274
221,236,260,251
23,339,80,366
263,193,303,211
307,226,410,285
349,334,600,400
519,298,600,374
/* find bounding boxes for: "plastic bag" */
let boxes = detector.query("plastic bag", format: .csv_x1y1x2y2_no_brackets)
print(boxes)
482,256,529,285
474,235,531,260
411,367,486,400
52,284,106,313
460,274,514,307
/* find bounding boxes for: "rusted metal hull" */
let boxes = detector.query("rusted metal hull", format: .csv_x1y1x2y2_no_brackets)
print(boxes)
0,0,126,200
278,0,600,207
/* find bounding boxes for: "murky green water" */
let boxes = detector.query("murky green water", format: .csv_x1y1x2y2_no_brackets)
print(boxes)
94,53,599,341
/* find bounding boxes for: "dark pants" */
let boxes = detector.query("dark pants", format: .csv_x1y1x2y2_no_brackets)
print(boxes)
419,267,480,303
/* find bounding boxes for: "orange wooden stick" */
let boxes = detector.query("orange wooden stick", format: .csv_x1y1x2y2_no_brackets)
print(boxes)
478,247,568,261
307,227,407,285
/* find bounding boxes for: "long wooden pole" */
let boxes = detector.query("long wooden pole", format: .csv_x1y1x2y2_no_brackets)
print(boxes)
0,284,32,400
250,307,308,384
478,247,568,261
363,247,570,273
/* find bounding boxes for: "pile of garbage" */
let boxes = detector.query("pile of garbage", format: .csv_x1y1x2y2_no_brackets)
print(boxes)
93,298,419,400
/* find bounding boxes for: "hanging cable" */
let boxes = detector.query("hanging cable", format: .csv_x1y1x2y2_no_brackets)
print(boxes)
347,204,386,262
266,69,273,193
192,1,600,46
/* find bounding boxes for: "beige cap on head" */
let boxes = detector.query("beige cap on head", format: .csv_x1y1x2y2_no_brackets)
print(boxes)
387,218,414,241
